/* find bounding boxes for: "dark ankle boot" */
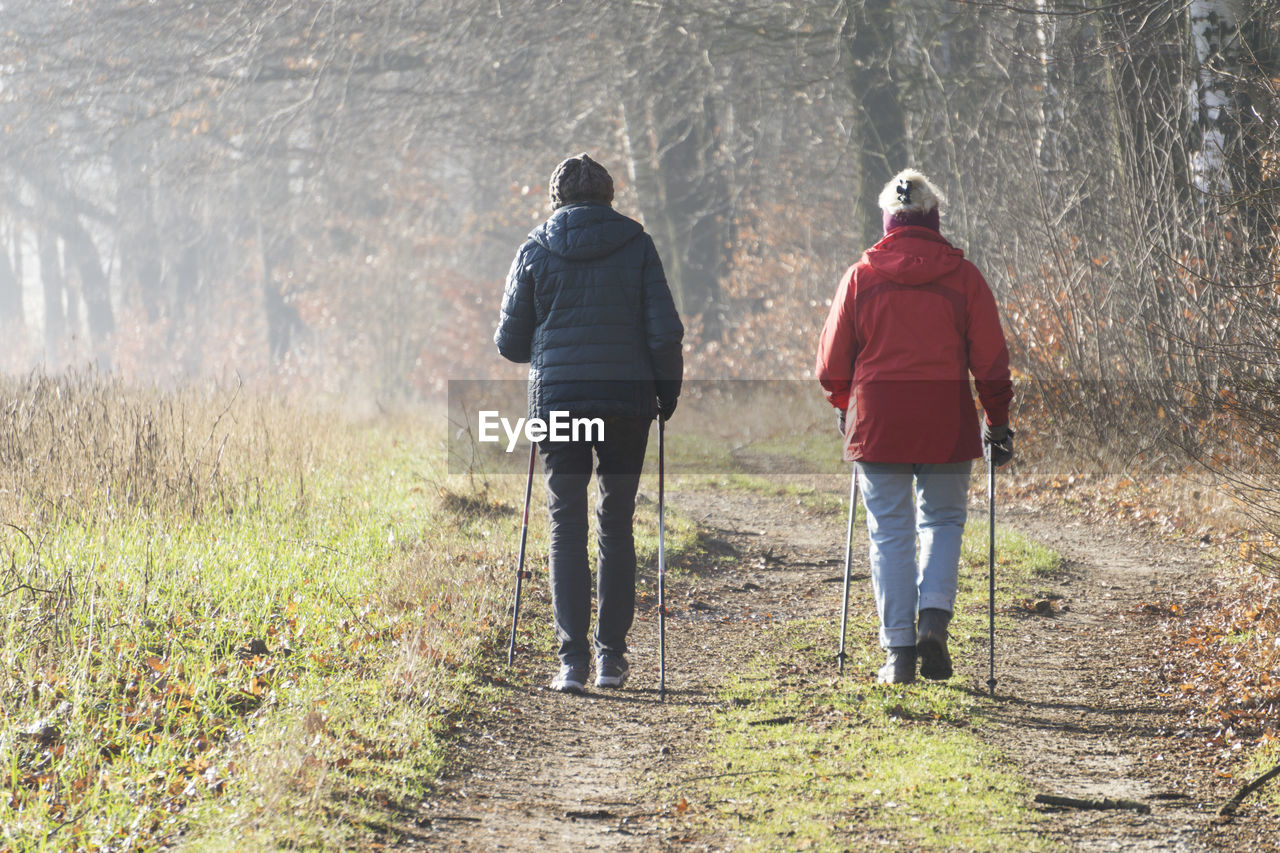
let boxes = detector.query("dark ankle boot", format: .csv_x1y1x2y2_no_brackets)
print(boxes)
877,647,917,684
916,608,953,681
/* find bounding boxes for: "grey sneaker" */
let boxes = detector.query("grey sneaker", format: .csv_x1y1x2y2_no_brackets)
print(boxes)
916,608,953,681
877,647,917,684
595,654,630,689
551,662,589,693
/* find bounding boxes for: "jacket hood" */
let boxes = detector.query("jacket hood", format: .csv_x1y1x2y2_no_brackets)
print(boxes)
530,202,644,261
865,226,964,285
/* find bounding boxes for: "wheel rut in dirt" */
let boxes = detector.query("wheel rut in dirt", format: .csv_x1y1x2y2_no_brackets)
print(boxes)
409,485,1278,851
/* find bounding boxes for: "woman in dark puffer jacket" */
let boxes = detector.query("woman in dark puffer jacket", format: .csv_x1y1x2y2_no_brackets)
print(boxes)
495,153,683,694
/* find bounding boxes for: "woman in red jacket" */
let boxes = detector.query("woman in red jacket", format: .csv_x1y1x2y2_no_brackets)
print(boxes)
816,169,1014,684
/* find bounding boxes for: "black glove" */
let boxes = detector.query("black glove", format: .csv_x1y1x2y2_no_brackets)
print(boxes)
982,422,1015,467
657,398,678,422
836,409,847,438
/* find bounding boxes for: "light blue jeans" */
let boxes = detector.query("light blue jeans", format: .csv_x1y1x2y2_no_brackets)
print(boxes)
855,461,973,649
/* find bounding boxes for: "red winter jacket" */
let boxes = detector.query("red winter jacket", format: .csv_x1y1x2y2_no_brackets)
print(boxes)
815,226,1012,463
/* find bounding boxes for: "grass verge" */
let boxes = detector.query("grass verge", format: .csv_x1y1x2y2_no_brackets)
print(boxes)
0,374,536,850
1243,741,1280,811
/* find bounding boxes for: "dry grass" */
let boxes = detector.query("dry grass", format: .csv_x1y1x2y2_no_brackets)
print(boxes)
0,370,321,521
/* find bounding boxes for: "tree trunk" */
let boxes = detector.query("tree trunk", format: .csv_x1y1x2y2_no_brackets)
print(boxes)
112,143,164,323
615,2,735,340
659,99,730,338
38,230,65,364
1189,0,1244,195
258,221,300,363
843,0,908,251
61,213,116,367
1035,0,1067,182
621,95,686,312
0,225,22,324
170,238,200,359
620,88,731,339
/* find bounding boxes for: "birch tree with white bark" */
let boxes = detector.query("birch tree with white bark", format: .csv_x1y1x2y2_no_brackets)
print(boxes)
1189,0,1245,196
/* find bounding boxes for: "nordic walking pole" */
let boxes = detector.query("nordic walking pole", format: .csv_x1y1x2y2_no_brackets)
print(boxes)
507,441,537,666
657,416,668,702
837,464,858,673
986,444,998,697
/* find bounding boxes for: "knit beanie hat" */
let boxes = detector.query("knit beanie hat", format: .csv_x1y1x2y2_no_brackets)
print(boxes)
549,153,614,209
879,168,944,234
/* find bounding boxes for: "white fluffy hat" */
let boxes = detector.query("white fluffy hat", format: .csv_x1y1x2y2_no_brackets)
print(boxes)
878,168,944,214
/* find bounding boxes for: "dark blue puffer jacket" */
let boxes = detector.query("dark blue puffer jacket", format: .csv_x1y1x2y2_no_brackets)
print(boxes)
495,202,684,422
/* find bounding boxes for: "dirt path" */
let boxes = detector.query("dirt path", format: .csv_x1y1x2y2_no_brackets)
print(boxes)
407,484,1279,851
989,503,1278,851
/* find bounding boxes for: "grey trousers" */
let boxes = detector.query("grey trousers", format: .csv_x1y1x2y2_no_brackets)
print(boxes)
539,416,651,666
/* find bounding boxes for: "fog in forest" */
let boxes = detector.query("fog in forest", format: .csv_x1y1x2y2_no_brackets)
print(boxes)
2,2,1277,438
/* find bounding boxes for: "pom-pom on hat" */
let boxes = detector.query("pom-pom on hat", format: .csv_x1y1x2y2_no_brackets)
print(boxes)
549,153,615,210
879,168,944,234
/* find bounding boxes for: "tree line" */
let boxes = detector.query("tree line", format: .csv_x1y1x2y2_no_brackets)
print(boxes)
1,0,1278,525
